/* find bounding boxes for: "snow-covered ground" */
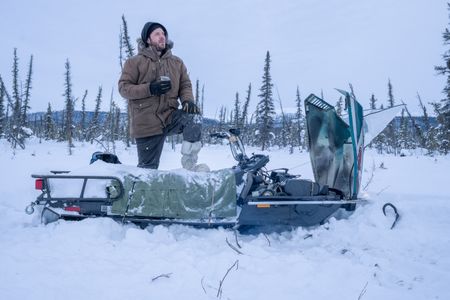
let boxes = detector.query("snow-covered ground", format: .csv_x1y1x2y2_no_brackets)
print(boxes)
0,138,449,300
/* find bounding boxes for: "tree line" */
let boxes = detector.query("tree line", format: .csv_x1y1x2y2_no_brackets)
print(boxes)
1,12,449,155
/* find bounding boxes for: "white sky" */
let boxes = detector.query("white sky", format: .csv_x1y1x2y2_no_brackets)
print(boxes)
1,0,448,117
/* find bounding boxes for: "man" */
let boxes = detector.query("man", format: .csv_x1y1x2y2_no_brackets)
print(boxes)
119,21,208,171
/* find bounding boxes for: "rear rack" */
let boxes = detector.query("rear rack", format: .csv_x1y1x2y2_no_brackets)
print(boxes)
31,174,124,202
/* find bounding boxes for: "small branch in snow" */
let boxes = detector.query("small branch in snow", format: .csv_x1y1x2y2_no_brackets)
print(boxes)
200,276,218,296
263,233,271,246
362,161,376,191
201,277,207,294
303,233,313,240
357,281,368,300
226,238,243,255
376,186,390,196
217,260,239,298
151,272,172,282
233,230,242,248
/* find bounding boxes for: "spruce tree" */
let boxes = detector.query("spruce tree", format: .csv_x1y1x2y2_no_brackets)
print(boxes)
385,79,397,154
256,51,275,151
369,94,377,110
277,90,289,148
120,15,134,147
287,116,297,154
106,88,117,153
417,93,437,153
35,115,42,141
387,79,395,107
121,15,135,61
239,83,252,142
7,48,30,149
11,48,20,127
80,89,88,141
195,79,200,106
233,92,240,128
398,109,409,150
44,102,55,140
240,83,251,127
119,30,124,69
371,103,387,152
88,86,103,143
0,75,14,139
114,106,121,141
218,106,227,131
21,55,33,127
401,98,425,151
11,48,22,147
294,86,305,150
0,83,5,137
63,59,74,152
434,3,450,154
431,102,449,154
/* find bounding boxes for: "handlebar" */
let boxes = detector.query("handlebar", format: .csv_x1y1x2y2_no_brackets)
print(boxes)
209,132,229,139
210,129,270,173
210,129,248,162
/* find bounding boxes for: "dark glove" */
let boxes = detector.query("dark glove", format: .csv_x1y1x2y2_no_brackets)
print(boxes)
182,101,200,114
149,77,171,96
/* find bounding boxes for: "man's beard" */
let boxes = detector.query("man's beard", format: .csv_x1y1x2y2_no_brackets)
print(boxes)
151,41,166,52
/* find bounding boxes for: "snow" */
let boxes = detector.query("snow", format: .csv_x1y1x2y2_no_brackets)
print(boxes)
1,138,449,299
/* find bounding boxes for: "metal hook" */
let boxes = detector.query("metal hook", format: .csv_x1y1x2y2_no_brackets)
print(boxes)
25,203,35,215
382,203,400,230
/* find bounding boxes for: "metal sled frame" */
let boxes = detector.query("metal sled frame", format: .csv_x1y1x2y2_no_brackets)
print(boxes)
31,174,124,223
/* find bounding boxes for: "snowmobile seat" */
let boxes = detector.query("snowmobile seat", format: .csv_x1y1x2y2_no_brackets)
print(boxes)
284,179,322,196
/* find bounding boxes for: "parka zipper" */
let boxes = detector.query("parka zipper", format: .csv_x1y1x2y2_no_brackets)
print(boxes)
155,58,166,128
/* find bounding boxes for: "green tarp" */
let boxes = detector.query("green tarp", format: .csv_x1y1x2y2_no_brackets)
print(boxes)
111,169,237,219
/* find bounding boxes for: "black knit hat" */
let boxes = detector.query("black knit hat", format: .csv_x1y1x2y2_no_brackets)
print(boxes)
141,22,168,47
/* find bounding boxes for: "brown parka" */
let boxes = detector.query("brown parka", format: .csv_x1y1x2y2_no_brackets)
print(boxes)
118,40,194,139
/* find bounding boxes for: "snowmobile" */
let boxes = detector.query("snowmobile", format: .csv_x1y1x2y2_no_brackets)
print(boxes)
26,90,401,229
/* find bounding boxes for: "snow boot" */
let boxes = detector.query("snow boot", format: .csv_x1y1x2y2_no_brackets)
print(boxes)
181,141,210,172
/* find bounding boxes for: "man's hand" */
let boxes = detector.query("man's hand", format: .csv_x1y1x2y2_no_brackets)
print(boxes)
182,101,201,114
149,77,171,96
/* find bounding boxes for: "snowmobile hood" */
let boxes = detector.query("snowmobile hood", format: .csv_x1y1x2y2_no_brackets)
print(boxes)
305,90,398,199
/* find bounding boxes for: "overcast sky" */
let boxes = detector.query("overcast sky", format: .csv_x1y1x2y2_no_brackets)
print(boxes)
1,0,448,117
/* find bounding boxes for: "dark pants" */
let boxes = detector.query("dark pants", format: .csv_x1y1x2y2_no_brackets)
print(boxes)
135,110,201,169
